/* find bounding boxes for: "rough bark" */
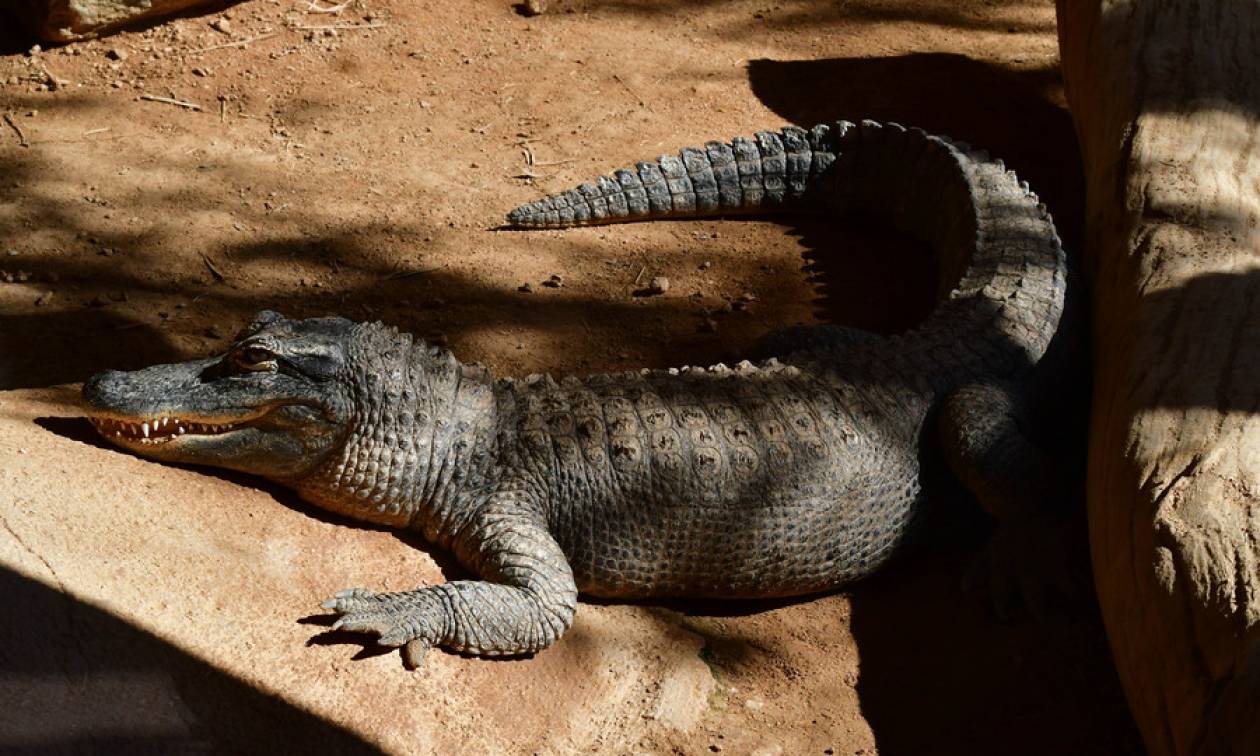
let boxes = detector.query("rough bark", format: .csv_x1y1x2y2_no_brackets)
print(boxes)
1057,2,1260,755
14,0,225,42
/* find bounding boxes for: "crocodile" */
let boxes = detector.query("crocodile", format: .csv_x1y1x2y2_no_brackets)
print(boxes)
81,120,1072,667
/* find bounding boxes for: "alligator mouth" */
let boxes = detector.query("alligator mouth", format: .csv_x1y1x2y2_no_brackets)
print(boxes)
89,415,250,446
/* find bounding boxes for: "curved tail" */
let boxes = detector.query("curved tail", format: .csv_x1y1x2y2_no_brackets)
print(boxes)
506,120,1068,380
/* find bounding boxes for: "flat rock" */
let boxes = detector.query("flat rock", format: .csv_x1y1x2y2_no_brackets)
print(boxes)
13,0,219,42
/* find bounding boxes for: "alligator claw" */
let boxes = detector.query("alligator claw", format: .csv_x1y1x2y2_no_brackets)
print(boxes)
321,586,441,668
967,512,1089,622
403,639,429,669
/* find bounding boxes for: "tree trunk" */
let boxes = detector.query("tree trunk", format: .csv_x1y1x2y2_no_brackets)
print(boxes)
1056,2,1260,754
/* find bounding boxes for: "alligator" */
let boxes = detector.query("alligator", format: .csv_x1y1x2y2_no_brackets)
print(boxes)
82,120,1072,667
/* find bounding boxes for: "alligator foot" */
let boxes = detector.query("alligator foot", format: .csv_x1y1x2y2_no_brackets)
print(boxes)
322,587,444,668
964,512,1090,622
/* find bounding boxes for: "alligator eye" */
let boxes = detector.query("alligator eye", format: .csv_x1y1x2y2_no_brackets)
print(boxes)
236,346,276,371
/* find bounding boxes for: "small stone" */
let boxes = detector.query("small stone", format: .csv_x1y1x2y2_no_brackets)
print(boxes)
738,292,757,303
5,249,17,256
647,276,670,295
98,247,114,257
419,99,432,109
542,274,563,288
518,282,533,293
106,48,128,61
191,67,211,77
34,292,53,307
698,260,712,270
210,18,231,34
519,0,547,15
28,45,42,56
744,698,765,710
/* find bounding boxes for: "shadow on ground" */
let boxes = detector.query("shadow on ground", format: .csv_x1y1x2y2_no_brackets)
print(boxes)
0,568,378,754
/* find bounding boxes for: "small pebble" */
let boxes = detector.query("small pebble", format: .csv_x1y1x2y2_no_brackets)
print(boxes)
106,48,128,62
34,292,53,307
210,18,231,34
520,0,547,15
542,274,563,288
647,276,670,295
518,282,533,293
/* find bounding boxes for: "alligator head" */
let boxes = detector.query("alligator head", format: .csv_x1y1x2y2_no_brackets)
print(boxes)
82,310,357,481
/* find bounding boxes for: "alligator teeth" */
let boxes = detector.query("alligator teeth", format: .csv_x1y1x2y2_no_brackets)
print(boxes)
91,415,242,442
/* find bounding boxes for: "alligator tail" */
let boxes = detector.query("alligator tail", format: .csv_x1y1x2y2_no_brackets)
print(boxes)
506,124,846,227
505,120,1070,380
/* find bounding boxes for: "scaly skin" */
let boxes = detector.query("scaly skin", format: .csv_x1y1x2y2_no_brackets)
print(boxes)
81,120,1072,667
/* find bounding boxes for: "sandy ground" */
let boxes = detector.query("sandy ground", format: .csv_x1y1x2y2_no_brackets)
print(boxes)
1,1,1142,754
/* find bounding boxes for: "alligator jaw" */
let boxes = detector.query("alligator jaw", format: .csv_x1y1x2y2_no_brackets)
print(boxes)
88,413,258,447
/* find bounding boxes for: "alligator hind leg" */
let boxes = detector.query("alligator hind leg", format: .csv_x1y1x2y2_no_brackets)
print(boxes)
937,382,1087,619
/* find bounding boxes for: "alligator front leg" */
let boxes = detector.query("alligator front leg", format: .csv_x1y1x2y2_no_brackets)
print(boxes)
322,499,577,667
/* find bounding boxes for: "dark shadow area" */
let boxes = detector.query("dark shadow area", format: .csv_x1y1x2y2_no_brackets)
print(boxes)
0,567,380,754
598,0,1057,36
789,217,938,334
846,534,1145,756
0,8,38,55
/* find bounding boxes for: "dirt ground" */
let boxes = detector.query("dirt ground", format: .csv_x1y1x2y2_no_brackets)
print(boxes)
0,0,1143,754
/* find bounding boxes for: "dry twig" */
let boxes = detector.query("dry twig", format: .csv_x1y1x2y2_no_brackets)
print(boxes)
383,265,440,281
140,94,202,111
295,22,385,31
3,112,28,147
200,253,226,282
612,73,648,108
188,32,278,55
305,0,355,13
